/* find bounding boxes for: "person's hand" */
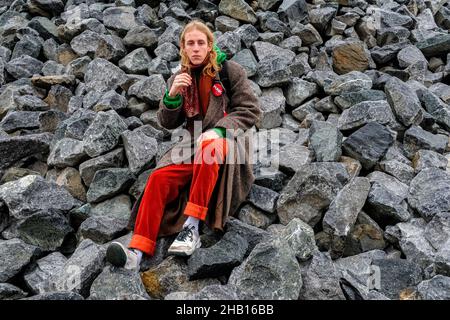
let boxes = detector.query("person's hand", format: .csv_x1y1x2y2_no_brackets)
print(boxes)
168,73,192,97
196,130,220,145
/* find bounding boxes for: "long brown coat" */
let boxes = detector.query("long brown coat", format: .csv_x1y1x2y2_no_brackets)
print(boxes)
127,60,262,237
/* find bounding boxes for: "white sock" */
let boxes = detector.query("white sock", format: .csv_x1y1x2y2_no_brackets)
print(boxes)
183,216,200,233
131,249,143,265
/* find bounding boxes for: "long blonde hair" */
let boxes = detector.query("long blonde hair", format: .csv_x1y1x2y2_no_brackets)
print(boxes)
179,20,221,77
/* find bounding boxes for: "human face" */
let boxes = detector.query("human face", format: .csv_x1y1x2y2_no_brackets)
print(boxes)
183,29,212,65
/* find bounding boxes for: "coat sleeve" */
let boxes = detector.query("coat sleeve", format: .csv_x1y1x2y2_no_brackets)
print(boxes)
213,60,262,138
157,74,186,130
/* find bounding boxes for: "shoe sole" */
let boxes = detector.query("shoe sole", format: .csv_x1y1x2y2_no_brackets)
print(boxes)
106,243,127,267
167,240,201,257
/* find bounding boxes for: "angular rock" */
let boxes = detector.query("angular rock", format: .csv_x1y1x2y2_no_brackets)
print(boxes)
218,0,257,24
0,238,39,283
89,265,150,300
83,110,128,158
418,275,450,300
342,122,394,170
0,175,80,219
228,237,302,299
280,218,317,262
79,148,124,187
187,232,248,280
86,168,134,203
121,126,159,175
276,162,349,227
247,184,279,214
324,71,372,96
48,138,87,168
403,126,448,159
0,283,27,300
408,168,450,221
23,252,67,294
309,120,343,162
128,74,166,107
384,77,423,127
84,58,128,94
332,41,370,74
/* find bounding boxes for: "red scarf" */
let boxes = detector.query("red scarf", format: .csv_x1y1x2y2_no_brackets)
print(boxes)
181,55,213,118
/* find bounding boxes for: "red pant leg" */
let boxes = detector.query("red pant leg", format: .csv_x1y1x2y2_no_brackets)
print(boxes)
184,138,229,220
129,164,192,255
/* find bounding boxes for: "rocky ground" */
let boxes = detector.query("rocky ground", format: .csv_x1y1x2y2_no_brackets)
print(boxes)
1,0,450,300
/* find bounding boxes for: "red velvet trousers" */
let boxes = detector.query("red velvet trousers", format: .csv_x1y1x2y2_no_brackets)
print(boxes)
129,138,229,255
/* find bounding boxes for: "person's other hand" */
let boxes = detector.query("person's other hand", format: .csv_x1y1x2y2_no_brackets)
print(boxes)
196,130,220,145
169,73,192,97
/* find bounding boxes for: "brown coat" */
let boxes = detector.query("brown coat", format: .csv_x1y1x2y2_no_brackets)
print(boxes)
127,60,262,237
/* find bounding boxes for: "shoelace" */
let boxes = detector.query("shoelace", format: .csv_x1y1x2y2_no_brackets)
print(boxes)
176,225,194,242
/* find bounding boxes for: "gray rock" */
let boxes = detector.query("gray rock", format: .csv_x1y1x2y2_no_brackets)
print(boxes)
365,171,411,226
277,0,308,27
65,56,91,80
225,217,271,255
323,177,371,258
324,71,372,96
128,74,166,107
48,138,87,168
84,58,128,94
418,275,450,300
280,218,317,262
102,6,138,34
255,56,292,88
215,15,240,33
187,232,248,280
247,184,279,214
417,88,450,132
299,251,345,300
234,24,259,49
334,89,387,110
48,239,106,297
285,78,318,107
118,48,152,74
79,148,124,187
218,0,257,24
83,110,128,158
397,45,427,68
123,26,158,48
408,168,450,221
309,120,343,162
277,162,349,227
79,215,128,244
403,125,448,159
385,77,424,127
5,55,43,79
271,143,312,175
89,265,150,300
141,256,220,299
416,33,450,57
256,87,285,129
0,175,80,220
0,133,51,170
154,42,179,62
54,109,96,142
228,236,302,299
292,23,323,47
412,149,448,173
335,250,387,299
22,291,84,300
216,31,241,57
230,49,258,77
15,95,49,112
70,30,103,56
17,210,73,251
23,252,67,294
121,126,159,175
254,165,287,192
0,283,27,300
385,219,436,269
186,284,241,300
378,159,415,184
94,90,128,113
342,122,394,170
0,238,40,283
338,101,401,132
86,168,134,203
424,212,450,255
371,258,423,300
237,204,276,229
0,111,41,133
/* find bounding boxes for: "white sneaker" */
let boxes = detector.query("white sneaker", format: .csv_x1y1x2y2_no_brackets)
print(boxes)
106,242,140,272
167,225,201,256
